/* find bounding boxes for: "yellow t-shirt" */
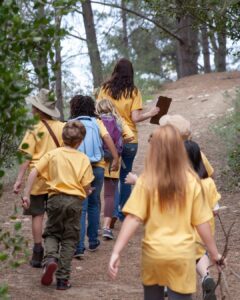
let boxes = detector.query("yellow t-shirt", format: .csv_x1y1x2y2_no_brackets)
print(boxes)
195,178,221,259
19,120,65,195
201,151,214,177
97,87,142,143
35,147,94,199
104,118,134,179
122,174,212,294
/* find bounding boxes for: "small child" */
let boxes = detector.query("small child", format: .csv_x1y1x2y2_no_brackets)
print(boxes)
96,99,134,239
185,140,220,300
13,89,64,268
109,125,224,300
22,121,94,290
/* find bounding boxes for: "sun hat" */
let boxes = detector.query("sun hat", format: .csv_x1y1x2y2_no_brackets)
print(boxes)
159,114,191,140
26,89,60,118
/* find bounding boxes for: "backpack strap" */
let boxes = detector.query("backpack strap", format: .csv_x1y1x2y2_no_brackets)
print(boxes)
41,119,60,148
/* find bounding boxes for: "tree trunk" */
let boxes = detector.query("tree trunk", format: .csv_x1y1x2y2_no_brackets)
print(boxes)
31,4,49,89
201,25,211,73
82,0,103,88
175,3,199,78
216,30,227,72
54,13,64,121
121,0,129,59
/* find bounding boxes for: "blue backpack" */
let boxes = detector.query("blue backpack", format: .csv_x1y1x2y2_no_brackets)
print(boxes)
73,116,103,163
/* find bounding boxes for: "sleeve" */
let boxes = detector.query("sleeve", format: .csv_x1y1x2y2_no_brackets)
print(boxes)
18,130,36,157
122,178,149,222
96,119,109,138
121,118,134,139
81,162,94,187
191,181,213,226
208,179,221,209
131,89,143,112
201,151,214,177
34,152,51,181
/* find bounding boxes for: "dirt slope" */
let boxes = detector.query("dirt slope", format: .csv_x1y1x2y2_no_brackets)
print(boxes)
1,71,240,300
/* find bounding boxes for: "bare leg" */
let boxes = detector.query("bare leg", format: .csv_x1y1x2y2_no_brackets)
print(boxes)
32,214,44,243
103,216,112,229
196,254,210,278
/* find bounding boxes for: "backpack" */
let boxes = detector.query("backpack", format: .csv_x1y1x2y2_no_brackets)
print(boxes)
101,114,123,160
73,116,103,163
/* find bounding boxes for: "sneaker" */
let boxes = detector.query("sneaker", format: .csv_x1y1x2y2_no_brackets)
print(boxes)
73,248,85,260
56,279,71,290
30,246,44,268
202,275,217,300
41,257,58,286
88,240,100,252
110,217,117,229
102,228,114,240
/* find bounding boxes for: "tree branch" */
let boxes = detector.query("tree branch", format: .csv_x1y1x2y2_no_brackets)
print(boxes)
90,0,184,44
67,32,86,41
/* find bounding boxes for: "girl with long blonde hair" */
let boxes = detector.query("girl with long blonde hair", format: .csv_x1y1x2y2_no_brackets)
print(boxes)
96,99,134,240
108,125,224,300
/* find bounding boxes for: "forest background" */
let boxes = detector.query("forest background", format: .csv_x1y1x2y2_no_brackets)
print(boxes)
0,0,240,297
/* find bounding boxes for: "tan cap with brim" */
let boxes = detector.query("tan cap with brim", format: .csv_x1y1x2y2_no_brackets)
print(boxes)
159,114,191,140
26,88,60,119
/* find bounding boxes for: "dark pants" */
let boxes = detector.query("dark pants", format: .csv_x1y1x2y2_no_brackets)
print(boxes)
118,143,138,221
143,285,192,300
42,194,82,280
104,178,118,218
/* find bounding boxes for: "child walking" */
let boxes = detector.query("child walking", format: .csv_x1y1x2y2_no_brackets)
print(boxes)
185,140,220,300
96,99,134,239
69,95,119,256
109,125,224,300
22,121,94,290
13,89,64,268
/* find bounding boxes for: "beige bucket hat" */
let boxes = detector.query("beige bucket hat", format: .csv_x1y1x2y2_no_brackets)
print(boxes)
159,114,191,140
26,89,60,118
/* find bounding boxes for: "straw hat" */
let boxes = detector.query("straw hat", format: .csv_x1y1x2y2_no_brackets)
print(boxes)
159,114,191,140
26,89,60,118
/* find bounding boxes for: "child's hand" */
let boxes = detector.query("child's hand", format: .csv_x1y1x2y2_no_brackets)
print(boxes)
125,172,138,185
13,180,22,194
21,196,30,210
212,253,227,271
111,158,119,172
108,252,120,280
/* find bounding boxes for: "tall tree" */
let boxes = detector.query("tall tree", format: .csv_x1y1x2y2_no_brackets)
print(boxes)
82,0,103,88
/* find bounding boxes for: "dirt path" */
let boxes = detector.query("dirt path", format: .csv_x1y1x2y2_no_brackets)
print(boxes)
1,71,240,300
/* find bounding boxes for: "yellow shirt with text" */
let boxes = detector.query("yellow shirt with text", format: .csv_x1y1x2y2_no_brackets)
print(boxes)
35,147,94,199
122,174,212,294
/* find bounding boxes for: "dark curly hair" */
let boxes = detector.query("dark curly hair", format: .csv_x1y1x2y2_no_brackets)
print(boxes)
102,58,138,100
184,140,208,179
70,95,98,119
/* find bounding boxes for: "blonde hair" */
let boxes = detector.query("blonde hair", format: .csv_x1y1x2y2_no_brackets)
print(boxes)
143,124,196,211
62,121,86,147
96,99,120,122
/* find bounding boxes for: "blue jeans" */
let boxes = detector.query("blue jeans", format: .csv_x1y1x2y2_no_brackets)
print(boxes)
118,143,138,221
76,166,104,251
113,184,119,218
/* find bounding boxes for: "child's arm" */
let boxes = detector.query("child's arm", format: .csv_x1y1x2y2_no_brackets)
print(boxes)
125,172,138,185
83,184,95,196
196,221,225,266
108,214,142,279
131,106,160,123
22,168,38,209
102,134,119,171
13,160,30,194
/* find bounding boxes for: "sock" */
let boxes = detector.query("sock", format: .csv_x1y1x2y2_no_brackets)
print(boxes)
33,243,43,251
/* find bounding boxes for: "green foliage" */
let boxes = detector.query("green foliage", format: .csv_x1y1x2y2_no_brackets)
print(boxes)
213,89,240,189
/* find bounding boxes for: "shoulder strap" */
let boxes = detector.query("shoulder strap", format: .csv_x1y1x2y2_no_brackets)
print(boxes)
41,119,60,148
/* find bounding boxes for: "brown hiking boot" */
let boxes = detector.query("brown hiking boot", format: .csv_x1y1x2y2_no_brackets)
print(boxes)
30,246,44,268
